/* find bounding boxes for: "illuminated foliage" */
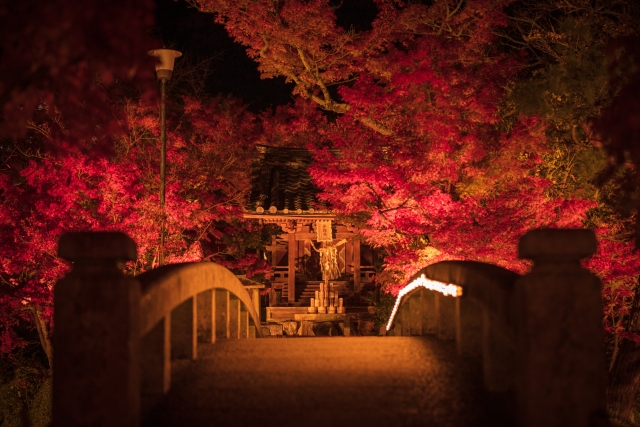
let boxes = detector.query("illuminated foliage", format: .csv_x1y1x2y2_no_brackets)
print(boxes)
0,0,157,144
0,6,639,420
197,8,640,412
0,94,269,353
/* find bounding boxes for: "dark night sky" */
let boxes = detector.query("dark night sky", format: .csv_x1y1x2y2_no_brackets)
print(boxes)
154,0,294,111
153,0,378,112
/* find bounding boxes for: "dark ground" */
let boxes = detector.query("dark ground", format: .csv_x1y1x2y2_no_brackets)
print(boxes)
142,336,515,427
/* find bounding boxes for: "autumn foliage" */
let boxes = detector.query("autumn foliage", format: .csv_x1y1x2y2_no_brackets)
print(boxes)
1,3,640,416
0,92,271,352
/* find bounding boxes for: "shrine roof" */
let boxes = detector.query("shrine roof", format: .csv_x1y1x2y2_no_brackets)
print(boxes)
246,145,330,215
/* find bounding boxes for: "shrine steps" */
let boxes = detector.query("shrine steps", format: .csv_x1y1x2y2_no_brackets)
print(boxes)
280,280,350,303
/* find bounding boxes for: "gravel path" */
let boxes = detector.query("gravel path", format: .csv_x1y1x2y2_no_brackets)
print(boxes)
143,336,515,427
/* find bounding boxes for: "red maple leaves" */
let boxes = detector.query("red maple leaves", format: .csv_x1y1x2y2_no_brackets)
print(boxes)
1,0,639,356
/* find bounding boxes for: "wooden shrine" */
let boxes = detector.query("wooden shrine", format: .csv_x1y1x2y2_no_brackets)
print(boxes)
243,145,376,308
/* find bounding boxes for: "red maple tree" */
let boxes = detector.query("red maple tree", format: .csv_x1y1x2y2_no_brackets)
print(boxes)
0,92,270,358
198,1,640,387
1,4,638,420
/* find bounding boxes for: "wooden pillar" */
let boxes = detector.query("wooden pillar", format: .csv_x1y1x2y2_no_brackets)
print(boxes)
229,295,240,339
297,238,304,274
288,232,296,302
214,289,229,340
141,315,171,395
346,239,353,274
171,297,197,360
270,236,278,268
353,238,361,294
196,290,214,343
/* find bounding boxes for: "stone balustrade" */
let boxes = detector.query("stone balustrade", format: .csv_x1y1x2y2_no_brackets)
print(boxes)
51,229,608,427
52,232,262,427
388,228,608,427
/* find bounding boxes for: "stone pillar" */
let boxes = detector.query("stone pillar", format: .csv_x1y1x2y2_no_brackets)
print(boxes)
421,289,437,334
409,292,422,335
215,289,229,340
229,295,240,339
171,297,197,360
455,297,483,358
515,229,606,427
436,293,456,340
240,305,249,339
288,232,296,302
141,315,171,395
197,290,215,343
53,232,140,427
482,308,514,392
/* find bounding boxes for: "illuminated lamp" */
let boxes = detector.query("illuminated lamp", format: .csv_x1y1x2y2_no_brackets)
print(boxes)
148,49,182,81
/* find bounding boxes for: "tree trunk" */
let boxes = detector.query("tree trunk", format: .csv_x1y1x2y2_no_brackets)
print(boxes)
608,279,640,426
26,305,53,371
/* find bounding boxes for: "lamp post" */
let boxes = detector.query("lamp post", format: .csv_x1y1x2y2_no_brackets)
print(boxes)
148,48,181,266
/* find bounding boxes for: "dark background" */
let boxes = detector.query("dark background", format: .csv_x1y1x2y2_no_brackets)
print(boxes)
153,0,378,111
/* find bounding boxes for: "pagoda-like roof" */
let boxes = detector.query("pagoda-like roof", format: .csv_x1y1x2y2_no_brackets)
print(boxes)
247,145,327,215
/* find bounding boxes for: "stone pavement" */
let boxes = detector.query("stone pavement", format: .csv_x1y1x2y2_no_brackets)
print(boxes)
142,336,515,427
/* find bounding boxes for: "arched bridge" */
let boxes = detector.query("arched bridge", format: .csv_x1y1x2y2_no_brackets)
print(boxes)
50,229,608,427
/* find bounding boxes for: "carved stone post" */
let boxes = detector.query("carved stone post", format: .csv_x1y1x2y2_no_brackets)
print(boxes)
515,229,606,427
53,232,139,427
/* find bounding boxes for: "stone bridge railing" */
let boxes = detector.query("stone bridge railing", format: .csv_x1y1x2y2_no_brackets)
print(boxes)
51,232,262,427
387,229,608,427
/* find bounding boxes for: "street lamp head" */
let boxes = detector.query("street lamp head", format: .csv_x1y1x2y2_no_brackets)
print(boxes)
147,49,182,81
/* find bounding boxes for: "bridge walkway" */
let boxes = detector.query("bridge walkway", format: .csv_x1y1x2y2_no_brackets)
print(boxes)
142,336,515,427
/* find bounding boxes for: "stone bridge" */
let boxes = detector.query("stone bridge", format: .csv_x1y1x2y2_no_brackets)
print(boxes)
50,229,609,427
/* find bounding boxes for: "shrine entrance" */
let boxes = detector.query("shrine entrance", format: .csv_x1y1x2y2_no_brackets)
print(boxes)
302,245,322,280
243,145,378,333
